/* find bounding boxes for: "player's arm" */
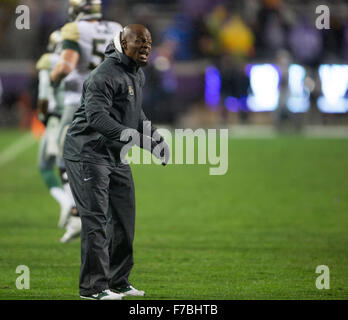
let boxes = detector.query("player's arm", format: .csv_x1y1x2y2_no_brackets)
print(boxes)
50,22,80,86
38,70,50,118
50,49,79,85
36,54,51,124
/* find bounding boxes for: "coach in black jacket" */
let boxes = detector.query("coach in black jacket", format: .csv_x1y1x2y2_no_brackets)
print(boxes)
63,24,169,300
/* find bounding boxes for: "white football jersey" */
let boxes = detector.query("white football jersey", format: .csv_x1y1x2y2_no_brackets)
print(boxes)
61,20,123,105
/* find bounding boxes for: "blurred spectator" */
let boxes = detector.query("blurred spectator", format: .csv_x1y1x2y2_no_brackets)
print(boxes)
321,15,344,61
143,39,178,123
1,0,348,128
179,0,226,20
0,0,18,47
274,49,305,132
130,5,159,44
35,1,66,58
218,55,250,123
192,15,215,59
206,4,228,36
274,49,291,130
195,4,229,58
342,21,348,61
254,0,287,58
162,13,194,60
288,16,323,66
0,0,64,60
219,14,254,58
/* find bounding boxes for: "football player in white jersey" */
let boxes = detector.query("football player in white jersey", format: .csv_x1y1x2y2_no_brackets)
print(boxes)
50,0,123,243
36,30,75,230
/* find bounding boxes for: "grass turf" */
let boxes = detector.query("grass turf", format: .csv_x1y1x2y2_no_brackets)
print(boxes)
0,130,347,300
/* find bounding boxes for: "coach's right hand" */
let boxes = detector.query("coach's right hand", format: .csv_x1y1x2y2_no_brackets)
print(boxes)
157,139,170,166
138,134,170,166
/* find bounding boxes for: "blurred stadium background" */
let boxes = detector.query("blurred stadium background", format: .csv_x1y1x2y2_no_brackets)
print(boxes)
0,0,348,300
2,0,348,131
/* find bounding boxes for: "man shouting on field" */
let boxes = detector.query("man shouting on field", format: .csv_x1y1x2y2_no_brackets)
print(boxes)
63,24,170,300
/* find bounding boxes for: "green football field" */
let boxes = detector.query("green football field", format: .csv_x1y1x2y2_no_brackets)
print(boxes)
0,129,347,300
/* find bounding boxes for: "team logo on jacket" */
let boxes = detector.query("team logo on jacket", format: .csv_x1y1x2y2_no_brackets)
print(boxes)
128,86,134,96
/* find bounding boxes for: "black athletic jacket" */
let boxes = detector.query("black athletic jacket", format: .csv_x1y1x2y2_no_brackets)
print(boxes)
63,41,155,165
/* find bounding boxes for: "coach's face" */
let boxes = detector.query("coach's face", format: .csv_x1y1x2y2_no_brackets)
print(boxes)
121,25,152,66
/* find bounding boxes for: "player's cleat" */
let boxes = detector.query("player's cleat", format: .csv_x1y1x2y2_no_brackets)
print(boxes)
60,216,81,243
58,202,73,229
80,289,123,300
112,285,145,297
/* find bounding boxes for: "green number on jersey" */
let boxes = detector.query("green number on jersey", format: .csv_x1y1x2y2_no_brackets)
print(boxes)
88,39,106,71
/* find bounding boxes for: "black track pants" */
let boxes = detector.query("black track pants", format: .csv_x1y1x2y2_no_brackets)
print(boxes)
65,159,135,296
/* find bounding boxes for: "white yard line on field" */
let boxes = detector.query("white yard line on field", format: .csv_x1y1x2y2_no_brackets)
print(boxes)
0,133,37,167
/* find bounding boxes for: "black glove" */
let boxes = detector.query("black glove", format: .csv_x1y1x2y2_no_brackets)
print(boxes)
108,129,170,165
154,138,170,166
137,133,169,166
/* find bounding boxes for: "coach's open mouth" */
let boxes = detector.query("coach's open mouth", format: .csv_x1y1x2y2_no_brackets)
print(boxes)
139,50,149,61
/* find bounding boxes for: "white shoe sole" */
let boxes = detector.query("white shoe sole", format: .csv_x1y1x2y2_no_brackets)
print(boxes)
124,292,145,296
60,217,81,243
118,290,145,297
60,232,80,243
80,295,96,300
80,295,123,300
60,227,81,243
